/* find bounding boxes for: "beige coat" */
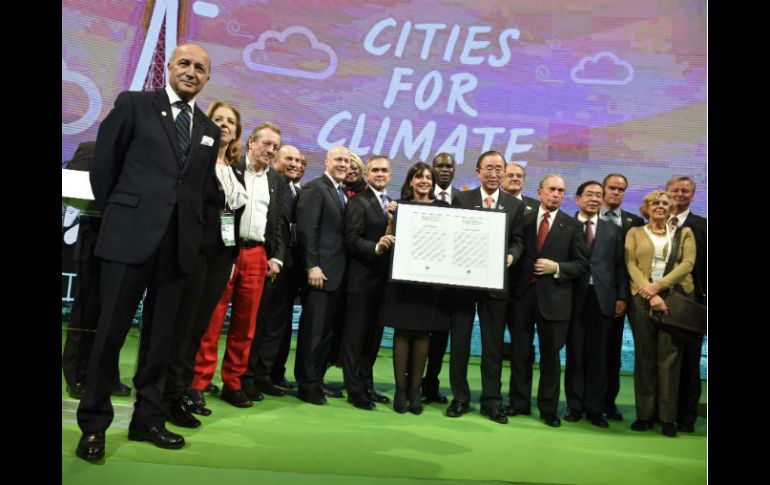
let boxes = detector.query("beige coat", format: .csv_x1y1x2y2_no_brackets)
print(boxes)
625,226,695,295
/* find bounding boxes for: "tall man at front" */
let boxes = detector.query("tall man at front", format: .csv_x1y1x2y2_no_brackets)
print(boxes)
341,155,396,410
191,122,287,407
666,175,706,433
75,44,219,461
508,174,589,427
446,151,525,424
294,146,351,404
600,173,643,420
564,181,628,428
421,152,461,404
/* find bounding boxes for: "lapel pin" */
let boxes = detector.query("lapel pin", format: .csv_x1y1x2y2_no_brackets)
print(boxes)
161,111,167,117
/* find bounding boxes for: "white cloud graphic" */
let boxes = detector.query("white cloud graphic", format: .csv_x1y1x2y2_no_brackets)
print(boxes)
62,60,102,135
242,26,338,80
570,51,634,86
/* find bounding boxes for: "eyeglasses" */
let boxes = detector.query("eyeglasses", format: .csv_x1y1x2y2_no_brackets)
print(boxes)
480,166,504,174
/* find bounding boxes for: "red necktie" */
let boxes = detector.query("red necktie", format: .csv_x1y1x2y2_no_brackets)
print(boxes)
585,220,594,251
537,212,550,253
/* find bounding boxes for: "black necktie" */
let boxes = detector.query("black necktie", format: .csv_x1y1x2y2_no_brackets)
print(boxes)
173,101,191,169
585,220,594,252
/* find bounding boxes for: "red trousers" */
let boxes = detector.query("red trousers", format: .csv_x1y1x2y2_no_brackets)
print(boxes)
192,246,267,391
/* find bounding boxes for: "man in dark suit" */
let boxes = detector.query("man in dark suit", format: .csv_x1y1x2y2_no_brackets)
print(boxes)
76,44,219,461
599,173,643,421
192,122,288,408
564,181,628,428
242,144,305,397
341,155,396,410
294,146,351,404
507,174,589,427
421,152,462,404
666,175,706,433
446,151,525,424
62,141,131,400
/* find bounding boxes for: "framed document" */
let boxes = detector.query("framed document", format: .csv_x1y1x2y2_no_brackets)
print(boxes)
389,202,508,291
62,168,100,215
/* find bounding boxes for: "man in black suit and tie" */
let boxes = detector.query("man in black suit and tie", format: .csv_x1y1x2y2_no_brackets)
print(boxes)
599,173,643,421
341,155,396,410
242,144,305,397
76,44,219,461
507,174,589,427
446,151,525,424
422,152,462,404
564,181,628,428
666,175,706,433
294,146,351,404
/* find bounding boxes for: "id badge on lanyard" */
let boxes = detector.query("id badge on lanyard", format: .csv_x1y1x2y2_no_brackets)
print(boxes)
220,210,235,246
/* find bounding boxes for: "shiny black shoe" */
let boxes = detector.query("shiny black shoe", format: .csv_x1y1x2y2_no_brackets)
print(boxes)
605,408,624,421
502,404,531,417
677,423,695,433
76,431,105,461
422,390,448,404
66,382,85,400
661,422,678,437
181,394,211,416
241,383,265,402
348,393,375,410
128,424,185,449
112,381,132,397
563,408,583,422
481,407,509,424
257,381,286,397
587,413,609,428
322,384,344,398
204,383,219,395
273,377,295,389
366,389,390,404
298,387,327,405
631,419,653,431
166,399,201,428
220,388,254,408
445,400,469,418
540,414,561,427
187,389,206,407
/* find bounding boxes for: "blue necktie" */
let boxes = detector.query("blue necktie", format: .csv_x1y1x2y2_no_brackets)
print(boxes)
337,185,347,209
380,193,390,220
173,101,191,169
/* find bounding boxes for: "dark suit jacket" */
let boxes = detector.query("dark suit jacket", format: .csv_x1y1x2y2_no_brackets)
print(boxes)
296,174,347,292
90,88,219,274
681,212,706,301
452,188,525,298
231,157,289,263
344,189,390,295
520,195,539,215
281,181,302,269
515,210,590,320
572,218,628,318
619,209,644,237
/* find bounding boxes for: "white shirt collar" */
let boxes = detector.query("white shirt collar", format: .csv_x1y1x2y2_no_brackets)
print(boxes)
434,185,452,197
245,154,268,174
480,187,500,206
577,212,599,225
165,84,195,112
325,172,342,189
670,209,689,226
538,206,559,220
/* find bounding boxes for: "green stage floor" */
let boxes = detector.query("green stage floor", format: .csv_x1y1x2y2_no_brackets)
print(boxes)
62,328,707,485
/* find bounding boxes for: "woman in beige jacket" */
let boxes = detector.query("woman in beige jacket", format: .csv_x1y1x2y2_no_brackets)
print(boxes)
625,189,695,437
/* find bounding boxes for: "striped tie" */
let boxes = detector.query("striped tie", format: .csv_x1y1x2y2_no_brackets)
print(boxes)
173,101,191,169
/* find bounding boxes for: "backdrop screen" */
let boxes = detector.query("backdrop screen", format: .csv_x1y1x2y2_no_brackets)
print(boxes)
62,0,706,216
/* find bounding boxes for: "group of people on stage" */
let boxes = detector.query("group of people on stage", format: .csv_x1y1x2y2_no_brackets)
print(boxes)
66,43,706,463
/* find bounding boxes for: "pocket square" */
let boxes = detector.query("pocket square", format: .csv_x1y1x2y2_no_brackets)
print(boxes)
201,135,214,146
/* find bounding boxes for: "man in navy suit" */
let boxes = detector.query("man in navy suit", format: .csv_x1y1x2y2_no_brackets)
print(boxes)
446,151,525,424
76,44,220,461
294,146,351,404
507,174,589,427
564,181,628,428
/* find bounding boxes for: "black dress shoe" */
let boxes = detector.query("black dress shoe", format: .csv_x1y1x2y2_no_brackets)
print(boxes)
502,404,531,417
445,400,469,418
257,381,286,397
112,381,132,397
322,385,343,398
631,419,653,431
677,423,695,433
241,383,265,402
605,408,624,421
587,413,609,428
187,389,206,407
422,390,448,404
540,414,561,427
166,400,201,428
297,387,327,405
76,431,105,461
564,408,583,422
661,422,678,437
220,388,254,408
128,424,185,449
348,393,375,410
481,408,509,424
204,383,219,395
366,389,390,404
274,377,295,389
66,383,85,400
181,394,211,416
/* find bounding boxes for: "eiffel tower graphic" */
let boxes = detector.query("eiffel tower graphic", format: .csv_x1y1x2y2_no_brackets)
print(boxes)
130,0,180,91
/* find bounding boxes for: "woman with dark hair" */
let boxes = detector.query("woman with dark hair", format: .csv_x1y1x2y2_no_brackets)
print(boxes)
378,162,452,414
343,152,368,198
625,189,695,437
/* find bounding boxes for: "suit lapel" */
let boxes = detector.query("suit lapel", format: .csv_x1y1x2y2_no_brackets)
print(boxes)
542,210,568,254
155,90,183,167
365,189,387,224
184,106,207,173
321,175,344,213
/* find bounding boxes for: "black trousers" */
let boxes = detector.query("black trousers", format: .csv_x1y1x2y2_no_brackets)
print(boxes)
565,285,612,415
449,292,507,411
510,285,569,417
604,314,626,413
505,297,534,401
422,330,449,394
341,287,385,395
242,262,303,387
294,286,342,394
163,248,232,404
77,217,186,432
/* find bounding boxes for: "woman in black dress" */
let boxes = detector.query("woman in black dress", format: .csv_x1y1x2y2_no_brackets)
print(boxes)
379,162,451,414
